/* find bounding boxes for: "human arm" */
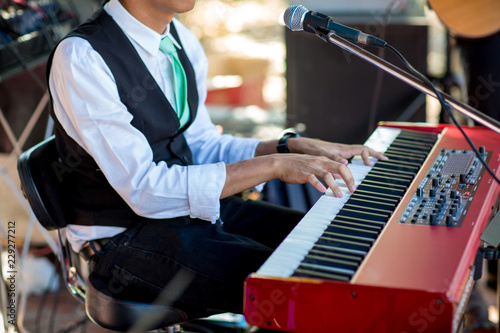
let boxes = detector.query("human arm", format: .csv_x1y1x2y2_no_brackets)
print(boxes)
49,37,226,222
221,137,387,199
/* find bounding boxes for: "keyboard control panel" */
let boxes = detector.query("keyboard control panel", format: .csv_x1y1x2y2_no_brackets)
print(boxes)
399,148,491,227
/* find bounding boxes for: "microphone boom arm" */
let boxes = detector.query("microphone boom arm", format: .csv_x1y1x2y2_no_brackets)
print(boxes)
316,29,500,135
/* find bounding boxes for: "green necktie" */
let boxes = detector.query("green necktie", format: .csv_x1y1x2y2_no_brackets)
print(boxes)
159,36,189,128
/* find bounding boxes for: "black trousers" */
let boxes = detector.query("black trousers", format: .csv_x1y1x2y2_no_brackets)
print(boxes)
91,196,304,315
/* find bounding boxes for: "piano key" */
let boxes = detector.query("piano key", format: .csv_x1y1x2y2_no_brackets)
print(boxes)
316,234,372,252
325,224,379,239
346,197,397,210
355,183,406,196
299,262,356,276
385,146,429,156
304,254,360,270
308,247,364,262
294,267,351,281
333,215,386,228
382,151,426,162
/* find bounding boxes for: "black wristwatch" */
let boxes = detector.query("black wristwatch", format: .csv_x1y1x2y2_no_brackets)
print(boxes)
277,132,298,153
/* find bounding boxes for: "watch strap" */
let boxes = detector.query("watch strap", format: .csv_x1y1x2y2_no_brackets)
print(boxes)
277,132,298,153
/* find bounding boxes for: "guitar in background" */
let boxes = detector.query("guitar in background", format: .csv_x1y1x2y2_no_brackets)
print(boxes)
428,0,500,39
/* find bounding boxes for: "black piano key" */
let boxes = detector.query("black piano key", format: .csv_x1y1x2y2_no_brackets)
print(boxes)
302,253,359,271
382,151,426,163
322,230,375,244
364,174,413,187
367,169,414,182
294,267,351,281
349,190,401,205
308,247,364,263
370,165,417,177
389,141,433,153
346,197,397,210
298,262,355,277
373,160,420,172
325,224,379,239
391,138,429,151
313,243,368,257
332,216,385,230
361,178,410,190
356,183,406,197
316,233,372,252
392,137,435,148
336,207,389,222
397,131,438,142
382,156,423,166
393,133,436,145
333,216,386,230
385,146,429,157
342,202,393,217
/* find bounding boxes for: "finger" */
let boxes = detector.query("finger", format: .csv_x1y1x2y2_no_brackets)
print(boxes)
361,148,373,166
334,163,356,193
325,152,348,165
370,148,388,160
361,148,387,166
307,174,327,193
321,172,343,198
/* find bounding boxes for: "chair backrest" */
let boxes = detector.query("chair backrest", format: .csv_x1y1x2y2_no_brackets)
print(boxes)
17,136,72,230
17,137,196,330
17,136,87,302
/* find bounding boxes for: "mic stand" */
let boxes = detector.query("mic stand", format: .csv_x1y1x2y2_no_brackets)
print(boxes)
313,27,500,332
314,29,500,135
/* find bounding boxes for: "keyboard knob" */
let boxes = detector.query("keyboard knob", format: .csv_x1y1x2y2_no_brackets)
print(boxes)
450,207,457,216
446,215,454,226
460,174,467,183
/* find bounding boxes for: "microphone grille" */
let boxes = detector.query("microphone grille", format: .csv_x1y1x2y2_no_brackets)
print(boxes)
283,5,308,31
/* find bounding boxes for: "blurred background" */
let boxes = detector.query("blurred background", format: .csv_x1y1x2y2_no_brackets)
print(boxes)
0,0,498,331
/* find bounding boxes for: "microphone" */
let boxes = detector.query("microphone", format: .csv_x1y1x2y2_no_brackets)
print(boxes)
283,5,387,48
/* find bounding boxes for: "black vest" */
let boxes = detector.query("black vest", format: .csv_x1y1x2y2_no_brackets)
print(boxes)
46,9,199,228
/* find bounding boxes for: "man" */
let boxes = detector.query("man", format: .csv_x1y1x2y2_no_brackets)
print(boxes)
48,0,385,318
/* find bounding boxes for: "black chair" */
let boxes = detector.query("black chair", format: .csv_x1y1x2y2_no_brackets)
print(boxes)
17,136,234,332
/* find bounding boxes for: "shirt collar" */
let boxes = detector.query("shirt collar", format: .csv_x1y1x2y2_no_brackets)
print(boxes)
105,0,181,56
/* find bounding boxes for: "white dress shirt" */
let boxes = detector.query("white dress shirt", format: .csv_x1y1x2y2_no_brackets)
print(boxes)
49,0,262,251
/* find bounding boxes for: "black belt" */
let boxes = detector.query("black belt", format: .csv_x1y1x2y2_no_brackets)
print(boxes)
79,238,111,262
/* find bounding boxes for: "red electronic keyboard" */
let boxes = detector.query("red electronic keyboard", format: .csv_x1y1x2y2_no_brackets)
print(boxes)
244,122,500,333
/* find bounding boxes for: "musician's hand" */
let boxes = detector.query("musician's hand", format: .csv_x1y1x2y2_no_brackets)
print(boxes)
244,137,389,200
287,137,388,166
272,153,355,198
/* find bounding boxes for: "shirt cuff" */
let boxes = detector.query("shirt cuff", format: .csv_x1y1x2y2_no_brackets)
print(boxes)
187,162,226,223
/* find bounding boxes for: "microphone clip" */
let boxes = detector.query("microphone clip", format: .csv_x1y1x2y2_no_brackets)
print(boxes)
309,26,331,43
